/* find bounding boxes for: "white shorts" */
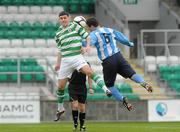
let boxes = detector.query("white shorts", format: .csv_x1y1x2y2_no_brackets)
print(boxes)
58,55,88,79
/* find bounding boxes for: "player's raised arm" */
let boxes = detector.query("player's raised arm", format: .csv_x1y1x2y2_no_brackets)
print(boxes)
113,30,134,47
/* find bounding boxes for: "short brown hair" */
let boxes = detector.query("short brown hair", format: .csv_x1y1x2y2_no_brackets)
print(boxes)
59,11,70,17
86,18,99,27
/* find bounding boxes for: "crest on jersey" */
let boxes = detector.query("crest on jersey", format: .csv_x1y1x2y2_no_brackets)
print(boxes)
68,28,72,32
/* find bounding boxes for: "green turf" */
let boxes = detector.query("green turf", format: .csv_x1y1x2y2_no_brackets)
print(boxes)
1,122,180,132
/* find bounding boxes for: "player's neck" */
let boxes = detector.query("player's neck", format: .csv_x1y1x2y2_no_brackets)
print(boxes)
94,26,100,30
63,22,71,28
89,26,100,31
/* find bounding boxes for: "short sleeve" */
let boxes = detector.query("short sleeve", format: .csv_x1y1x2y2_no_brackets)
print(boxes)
74,22,89,39
90,32,97,46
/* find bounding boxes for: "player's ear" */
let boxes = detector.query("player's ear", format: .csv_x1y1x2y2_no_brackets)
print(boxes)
89,25,94,30
69,15,71,20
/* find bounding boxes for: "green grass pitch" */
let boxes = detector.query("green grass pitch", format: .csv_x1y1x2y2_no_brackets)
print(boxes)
1,122,180,132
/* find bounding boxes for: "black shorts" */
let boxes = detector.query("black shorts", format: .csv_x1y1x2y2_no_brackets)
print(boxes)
68,84,87,104
102,52,136,87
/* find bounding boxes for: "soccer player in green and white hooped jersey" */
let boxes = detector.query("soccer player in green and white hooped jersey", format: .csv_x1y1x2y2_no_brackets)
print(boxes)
54,11,112,121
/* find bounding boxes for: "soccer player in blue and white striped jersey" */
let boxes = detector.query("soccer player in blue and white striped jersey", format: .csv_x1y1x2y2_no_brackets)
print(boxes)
86,18,153,110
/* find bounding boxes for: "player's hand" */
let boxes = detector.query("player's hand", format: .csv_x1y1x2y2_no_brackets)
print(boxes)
81,47,86,54
81,45,91,54
129,42,134,47
89,89,94,95
55,64,60,71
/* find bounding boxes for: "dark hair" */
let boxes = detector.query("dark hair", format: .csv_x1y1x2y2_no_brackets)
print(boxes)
86,18,99,27
59,11,70,17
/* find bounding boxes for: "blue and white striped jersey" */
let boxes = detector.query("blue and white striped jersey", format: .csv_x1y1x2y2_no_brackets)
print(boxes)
90,27,133,61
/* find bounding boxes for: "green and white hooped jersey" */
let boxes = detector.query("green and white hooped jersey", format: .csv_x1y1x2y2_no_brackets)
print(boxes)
55,22,89,57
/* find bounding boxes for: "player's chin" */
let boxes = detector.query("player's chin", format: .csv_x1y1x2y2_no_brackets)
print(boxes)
63,23,68,27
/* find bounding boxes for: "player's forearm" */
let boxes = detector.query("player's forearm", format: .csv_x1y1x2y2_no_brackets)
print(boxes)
54,52,61,71
86,36,91,47
115,31,134,47
56,52,61,64
88,77,93,89
56,52,61,68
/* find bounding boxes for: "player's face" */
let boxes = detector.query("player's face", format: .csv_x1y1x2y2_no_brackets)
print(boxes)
59,15,70,27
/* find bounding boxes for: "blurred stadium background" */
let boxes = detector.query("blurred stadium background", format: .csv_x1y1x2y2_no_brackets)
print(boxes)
0,0,180,131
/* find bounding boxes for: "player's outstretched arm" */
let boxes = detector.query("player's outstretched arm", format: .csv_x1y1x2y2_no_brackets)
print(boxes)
114,30,134,47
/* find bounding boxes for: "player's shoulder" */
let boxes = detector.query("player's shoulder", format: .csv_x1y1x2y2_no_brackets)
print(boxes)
72,21,82,29
91,27,103,35
68,21,77,27
101,27,114,33
89,30,97,37
56,25,63,33
72,21,77,25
